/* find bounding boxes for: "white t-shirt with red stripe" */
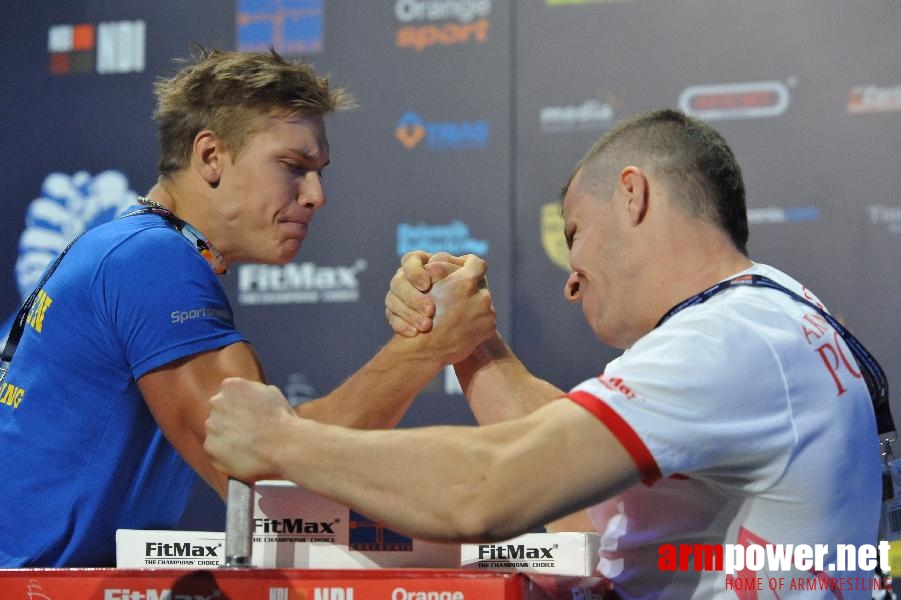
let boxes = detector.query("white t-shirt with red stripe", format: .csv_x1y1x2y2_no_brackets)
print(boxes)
566,263,881,599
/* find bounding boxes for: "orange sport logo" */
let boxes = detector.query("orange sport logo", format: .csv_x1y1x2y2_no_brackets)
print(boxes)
394,0,492,51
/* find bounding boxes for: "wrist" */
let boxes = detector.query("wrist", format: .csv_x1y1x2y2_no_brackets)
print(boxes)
389,332,450,370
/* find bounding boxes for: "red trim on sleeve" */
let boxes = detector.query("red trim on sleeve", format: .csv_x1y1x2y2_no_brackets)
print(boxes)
567,390,662,485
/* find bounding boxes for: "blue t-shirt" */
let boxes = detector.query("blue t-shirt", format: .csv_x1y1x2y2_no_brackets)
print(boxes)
0,209,246,567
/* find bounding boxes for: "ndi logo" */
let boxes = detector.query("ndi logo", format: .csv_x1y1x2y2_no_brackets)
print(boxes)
395,112,489,151
48,21,145,75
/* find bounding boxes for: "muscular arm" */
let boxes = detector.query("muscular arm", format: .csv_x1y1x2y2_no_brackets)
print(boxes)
456,334,598,532
139,341,265,498
387,252,562,425
292,332,456,429
455,333,565,425
205,379,641,542
138,334,444,500
298,253,494,429
387,252,596,530
144,254,492,500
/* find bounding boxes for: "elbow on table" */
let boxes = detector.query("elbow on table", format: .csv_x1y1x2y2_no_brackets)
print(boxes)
440,490,531,543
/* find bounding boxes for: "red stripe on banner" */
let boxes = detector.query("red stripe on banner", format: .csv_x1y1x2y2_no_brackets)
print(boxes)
566,390,661,485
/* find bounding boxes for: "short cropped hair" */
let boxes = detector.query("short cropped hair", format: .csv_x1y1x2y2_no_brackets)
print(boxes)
569,109,749,255
153,47,353,177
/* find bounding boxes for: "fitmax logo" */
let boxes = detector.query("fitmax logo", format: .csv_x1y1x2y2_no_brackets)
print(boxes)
478,544,556,560
395,112,489,151
237,260,367,305
144,542,221,557
104,590,220,600
254,518,336,534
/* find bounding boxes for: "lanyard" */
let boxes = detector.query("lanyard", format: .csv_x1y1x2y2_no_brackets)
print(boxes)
0,207,226,384
655,273,893,436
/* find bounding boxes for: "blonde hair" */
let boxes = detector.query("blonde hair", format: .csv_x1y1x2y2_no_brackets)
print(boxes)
153,47,353,176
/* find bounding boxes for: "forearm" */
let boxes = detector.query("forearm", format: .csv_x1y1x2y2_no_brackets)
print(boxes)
545,510,596,533
268,420,488,540
267,416,554,542
264,399,638,543
296,333,445,429
455,333,565,425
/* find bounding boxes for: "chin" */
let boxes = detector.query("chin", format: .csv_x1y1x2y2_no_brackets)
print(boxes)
274,241,303,264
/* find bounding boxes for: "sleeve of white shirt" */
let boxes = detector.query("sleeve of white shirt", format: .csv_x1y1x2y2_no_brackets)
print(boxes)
567,308,798,493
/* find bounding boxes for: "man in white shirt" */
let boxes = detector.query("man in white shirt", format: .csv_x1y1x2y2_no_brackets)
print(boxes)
204,109,884,599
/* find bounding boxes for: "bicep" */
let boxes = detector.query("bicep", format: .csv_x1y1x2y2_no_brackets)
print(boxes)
138,342,265,496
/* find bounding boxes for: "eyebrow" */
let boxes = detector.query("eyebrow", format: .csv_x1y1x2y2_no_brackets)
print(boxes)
287,149,330,168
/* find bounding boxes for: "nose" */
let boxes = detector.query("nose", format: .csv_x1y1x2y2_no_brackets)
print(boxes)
300,171,326,210
564,272,581,302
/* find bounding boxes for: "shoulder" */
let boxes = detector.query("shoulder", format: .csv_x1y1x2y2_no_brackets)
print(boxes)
86,212,210,274
656,263,822,343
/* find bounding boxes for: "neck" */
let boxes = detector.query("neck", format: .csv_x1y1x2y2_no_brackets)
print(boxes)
626,224,752,346
648,243,752,325
141,179,230,274
142,180,179,215
145,177,212,236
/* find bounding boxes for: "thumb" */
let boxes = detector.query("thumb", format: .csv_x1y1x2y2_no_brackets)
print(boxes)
423,261,461,283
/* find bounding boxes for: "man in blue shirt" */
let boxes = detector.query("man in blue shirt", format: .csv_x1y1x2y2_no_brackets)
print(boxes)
0,48,495,566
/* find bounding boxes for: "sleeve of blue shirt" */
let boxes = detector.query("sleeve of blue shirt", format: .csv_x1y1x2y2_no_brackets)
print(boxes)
94,223,247,379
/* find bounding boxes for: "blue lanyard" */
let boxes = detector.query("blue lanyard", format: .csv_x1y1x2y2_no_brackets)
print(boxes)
1,207,225,384
656,273,893,435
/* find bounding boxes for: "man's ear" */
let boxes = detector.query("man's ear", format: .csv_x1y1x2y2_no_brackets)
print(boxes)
620,166,649,226
192,130,225,187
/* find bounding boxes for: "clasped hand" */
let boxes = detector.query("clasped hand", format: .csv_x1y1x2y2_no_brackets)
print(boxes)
385,251,495,365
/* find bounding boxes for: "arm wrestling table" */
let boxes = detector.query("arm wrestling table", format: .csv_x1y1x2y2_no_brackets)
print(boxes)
0,482,613,599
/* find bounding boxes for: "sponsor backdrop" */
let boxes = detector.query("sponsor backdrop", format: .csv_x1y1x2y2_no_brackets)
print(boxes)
1,0,898,531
